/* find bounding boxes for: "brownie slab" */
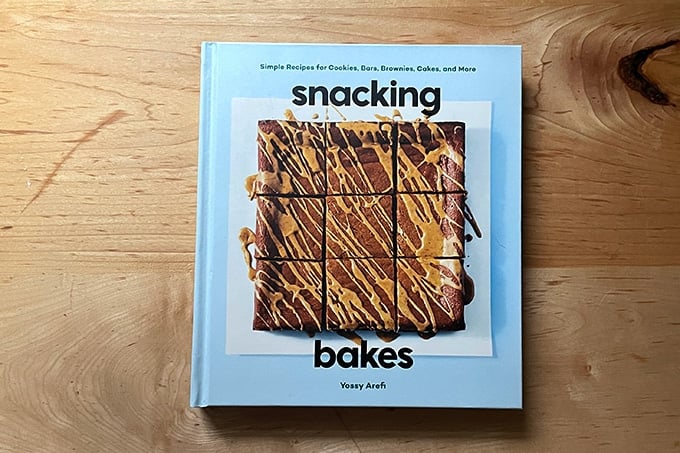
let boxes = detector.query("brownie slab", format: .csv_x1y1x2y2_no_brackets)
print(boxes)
396,193,465,258
326,122,393,194
396,121,465,193
397,258,465,332
255,196,323,260
326,258,395,331
253,260,324,332
326,195,392,258
256,120,325,195
249,119,470,334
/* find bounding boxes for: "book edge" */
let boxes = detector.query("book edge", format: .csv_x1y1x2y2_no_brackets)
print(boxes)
190,41,216,408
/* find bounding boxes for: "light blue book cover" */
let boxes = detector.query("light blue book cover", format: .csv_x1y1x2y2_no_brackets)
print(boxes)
191,43,522,408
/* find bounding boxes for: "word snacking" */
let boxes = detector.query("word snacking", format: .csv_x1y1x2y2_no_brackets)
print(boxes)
291,80,441,116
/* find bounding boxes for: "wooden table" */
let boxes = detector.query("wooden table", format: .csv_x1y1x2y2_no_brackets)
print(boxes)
2,1,679,451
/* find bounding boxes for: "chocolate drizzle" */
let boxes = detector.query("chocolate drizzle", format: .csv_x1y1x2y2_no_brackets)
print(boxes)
463,200,482,239
376,331,400,343
336,330,400,345
463,270,475,306
336,330,363,345
417,331,437,340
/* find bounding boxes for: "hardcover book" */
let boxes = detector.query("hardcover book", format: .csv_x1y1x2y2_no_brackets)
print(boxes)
191,42,522,407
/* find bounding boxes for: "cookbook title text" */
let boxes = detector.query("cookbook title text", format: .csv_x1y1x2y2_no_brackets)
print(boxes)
292,80,441,116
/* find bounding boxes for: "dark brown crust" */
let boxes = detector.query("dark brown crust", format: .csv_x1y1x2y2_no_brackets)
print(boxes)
396,258,465,332
255,196,323,260
253,260,323,332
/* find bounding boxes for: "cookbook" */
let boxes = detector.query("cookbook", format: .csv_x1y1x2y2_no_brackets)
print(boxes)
191,42,522,407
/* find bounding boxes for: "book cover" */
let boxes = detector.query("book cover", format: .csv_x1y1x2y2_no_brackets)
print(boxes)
191,42,522,408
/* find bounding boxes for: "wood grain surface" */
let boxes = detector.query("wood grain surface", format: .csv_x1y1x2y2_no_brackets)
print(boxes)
1,1,679,451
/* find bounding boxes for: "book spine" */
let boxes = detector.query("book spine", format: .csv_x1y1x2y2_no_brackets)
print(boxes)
190,42,215,407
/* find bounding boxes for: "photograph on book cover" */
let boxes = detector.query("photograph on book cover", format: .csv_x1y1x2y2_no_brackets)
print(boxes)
226,98,492,357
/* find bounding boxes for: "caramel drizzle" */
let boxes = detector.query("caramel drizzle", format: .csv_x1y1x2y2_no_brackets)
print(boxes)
255,261,323,331
238,227,257,281
257,120,325,195
244,173,257,200
374,109,402,122
397,258,463,332
396,122,465,193
397,193,464,258
326,122,393,194
326,259,395,331
330,105,347,121
326,195,392,258
256,197,323,259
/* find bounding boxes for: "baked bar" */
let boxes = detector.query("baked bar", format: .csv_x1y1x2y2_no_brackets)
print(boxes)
253,259,324,332
396,121,465,193
326,258,395,331
396,258,465,332
396,193,465,258
326,195,393,258
326,122,393,194
255,196,324,260
256,120,325,195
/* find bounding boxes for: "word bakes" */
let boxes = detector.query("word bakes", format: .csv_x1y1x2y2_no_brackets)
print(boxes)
314,340,414,369
292,80,441,116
